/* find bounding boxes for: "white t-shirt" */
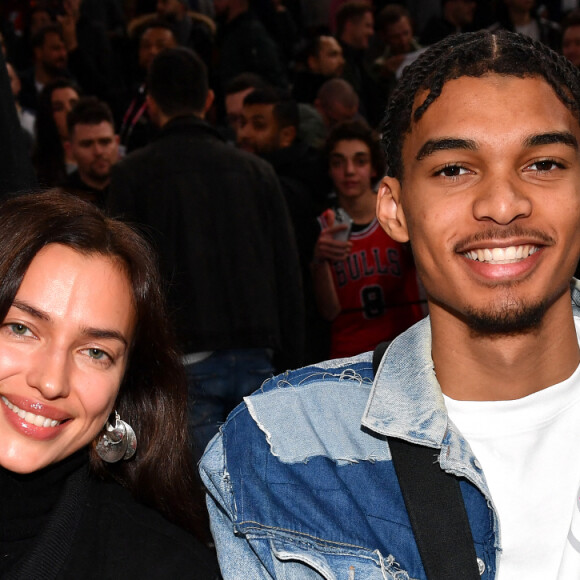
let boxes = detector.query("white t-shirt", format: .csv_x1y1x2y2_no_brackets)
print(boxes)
444,319,580,580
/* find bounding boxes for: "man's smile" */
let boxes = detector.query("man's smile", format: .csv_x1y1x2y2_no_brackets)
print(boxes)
463,245,540,264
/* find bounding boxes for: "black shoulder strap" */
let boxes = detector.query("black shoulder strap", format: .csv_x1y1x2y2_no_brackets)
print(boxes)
373,342,481,580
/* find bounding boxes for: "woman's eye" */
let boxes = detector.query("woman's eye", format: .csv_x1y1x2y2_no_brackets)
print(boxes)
88,348,108,360
9,323,31,336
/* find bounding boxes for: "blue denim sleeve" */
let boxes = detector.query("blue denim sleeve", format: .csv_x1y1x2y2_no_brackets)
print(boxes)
200,433,274,579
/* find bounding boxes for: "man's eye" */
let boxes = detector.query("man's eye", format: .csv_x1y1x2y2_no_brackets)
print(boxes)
436,165,468,177
528,160,563,172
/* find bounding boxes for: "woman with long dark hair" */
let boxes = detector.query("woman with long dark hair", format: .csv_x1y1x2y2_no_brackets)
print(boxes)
0,190,218,578
32,78,81,187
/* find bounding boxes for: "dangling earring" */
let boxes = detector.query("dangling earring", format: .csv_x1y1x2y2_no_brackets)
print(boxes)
95,411,137,463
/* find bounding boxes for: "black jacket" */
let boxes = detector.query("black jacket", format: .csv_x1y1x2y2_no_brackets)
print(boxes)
108,116,304,370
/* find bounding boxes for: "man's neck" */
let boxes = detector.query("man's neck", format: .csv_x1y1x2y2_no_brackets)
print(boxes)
79,172,109,191
509,8,532,27
35,64,54,86
430,293,580,401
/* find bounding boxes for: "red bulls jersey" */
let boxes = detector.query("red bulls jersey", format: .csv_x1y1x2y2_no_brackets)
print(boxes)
324,217,424,358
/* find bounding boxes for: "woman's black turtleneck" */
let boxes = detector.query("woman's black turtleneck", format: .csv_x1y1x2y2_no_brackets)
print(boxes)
0,450,88,575
0,450,219,579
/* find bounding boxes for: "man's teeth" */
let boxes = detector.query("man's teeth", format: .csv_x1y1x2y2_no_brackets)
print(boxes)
464,245,539,264
1,396,61,427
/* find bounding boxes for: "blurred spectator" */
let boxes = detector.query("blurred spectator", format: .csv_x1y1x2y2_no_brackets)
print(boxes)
562,9,580,67
5,61,36,152
237,87,331,363
336,1,384,127
311,120,424,358
62,97,119,207
292,35,345,104
373,5,422,102
213,0,287,89
0,48,37,196
56,0,122,108
119,20,178,154
18,24,70,112
127,0,215,67
489,0,561,50
406,0,441,38
32,78,81,187
108,48,303,460
237,87,328,241
267,0,300,65
315,78,359,132
299,0,332,35
420,0,477,45
222,72,269,140
79,0,125,39
2,4,54,71
299,77,360,151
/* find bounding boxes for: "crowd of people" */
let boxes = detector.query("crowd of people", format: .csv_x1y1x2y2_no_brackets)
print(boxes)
2,1,580,578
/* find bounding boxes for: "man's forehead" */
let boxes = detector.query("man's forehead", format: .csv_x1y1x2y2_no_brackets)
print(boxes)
72,122,115,139
402,74,580,160
409,73,574,129
320,37,340,53
243,103,275,118
43,33,63,47
141,27,175,44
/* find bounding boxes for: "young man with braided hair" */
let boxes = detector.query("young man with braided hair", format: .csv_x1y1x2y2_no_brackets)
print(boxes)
201,30,580,579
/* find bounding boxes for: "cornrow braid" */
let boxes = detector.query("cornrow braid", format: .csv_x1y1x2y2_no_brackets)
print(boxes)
382,30,580,179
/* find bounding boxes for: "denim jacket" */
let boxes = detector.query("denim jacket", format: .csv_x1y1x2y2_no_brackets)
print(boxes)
200,284,580,579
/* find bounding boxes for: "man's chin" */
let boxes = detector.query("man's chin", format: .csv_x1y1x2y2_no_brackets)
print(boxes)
464,299,548,337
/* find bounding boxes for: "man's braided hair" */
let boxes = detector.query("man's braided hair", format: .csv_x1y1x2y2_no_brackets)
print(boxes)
382,30,580,179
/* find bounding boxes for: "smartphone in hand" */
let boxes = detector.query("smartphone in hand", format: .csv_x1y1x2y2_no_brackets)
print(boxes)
332,208,353,241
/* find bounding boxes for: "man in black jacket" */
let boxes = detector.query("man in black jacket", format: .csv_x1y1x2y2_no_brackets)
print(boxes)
108,48,304,460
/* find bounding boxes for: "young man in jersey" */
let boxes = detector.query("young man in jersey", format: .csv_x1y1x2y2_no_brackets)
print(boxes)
200,30,580,578
311,120,423,358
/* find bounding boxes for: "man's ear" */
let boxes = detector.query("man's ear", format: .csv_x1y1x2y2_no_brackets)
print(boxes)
63,139,72,158
377,176,409,243
307,55,319,73
203,89,215,117
279,125,296,148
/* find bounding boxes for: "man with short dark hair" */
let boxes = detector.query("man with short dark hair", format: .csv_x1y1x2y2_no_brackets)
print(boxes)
292,35,345,104
237,87,331,363
336,0,383,127
108,48,304,462
18,24,70,111
489,0,561,51
223,72,268,135
63,97,119,207
237,87,328,245
202,30,580,578
563,9,580,68
373,5,423,104
213,0,287,90
314,77,359,133
118,21,178,154
420,0,477,45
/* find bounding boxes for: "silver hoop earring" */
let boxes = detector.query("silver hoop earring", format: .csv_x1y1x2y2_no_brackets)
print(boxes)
95,411,137,463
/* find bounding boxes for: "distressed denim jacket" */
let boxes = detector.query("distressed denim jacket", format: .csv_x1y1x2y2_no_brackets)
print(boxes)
200,285,580,579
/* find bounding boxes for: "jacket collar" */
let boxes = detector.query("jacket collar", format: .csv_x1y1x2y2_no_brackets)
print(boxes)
363,280,580,448
159,115,225,142
362,317,448,447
